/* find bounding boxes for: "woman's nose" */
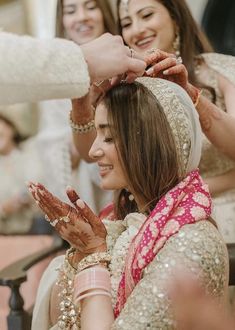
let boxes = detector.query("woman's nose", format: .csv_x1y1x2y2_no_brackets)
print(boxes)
76,7,89,21
89,142,104,160
132,19,146,37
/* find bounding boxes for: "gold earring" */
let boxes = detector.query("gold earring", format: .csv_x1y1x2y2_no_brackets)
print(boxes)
173,32,181,57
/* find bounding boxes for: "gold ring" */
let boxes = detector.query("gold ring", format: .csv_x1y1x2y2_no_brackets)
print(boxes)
176,56,183,64
58,209,71,223
146,48,157,54
129,47,134,58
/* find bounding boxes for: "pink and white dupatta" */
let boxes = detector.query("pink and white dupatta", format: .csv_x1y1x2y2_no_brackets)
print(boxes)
114,169,212,317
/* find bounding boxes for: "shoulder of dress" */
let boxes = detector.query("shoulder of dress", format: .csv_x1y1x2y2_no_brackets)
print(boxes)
201,52,235,86
166,221,225,250
148,221,228,275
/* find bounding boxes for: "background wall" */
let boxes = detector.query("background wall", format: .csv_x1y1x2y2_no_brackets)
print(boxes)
186,0,208,22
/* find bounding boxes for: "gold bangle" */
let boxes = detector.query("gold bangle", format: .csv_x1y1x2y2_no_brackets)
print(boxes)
194,89,202,107
69,110,95,134
77,252,111,273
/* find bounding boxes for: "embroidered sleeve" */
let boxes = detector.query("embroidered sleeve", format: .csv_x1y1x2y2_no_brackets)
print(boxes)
111,221,228,329
202,52,235,87
0,32,90,104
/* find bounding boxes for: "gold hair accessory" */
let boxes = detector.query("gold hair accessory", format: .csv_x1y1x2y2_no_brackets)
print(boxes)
77,252,111,273
69,111,95,134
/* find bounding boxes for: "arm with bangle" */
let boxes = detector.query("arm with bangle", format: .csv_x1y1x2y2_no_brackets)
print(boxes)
72,250,114,330
70,80,111,163
70,96,96,163
186,82,235,161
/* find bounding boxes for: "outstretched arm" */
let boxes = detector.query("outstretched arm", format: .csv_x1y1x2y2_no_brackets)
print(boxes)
0,33,146,105
145,53,235,160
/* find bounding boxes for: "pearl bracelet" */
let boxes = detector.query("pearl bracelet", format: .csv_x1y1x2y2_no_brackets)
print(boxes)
69,110,95,134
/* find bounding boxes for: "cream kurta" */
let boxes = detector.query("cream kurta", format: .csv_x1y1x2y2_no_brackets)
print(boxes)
198,53,235,243
0,32,90,105
32,214,228,329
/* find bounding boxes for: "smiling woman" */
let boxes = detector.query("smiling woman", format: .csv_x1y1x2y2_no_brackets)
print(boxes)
116,0,235,249
119,0,176,55
30,78,228,330
56,0,117,42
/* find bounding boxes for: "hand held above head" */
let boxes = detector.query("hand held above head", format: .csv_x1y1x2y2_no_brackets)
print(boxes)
144,49,200,104
27,182,107,256
80,33,146,83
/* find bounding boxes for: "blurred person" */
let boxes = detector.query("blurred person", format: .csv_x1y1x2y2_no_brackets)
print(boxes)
36,0,119,211
0,112,53,330
171,274,235,330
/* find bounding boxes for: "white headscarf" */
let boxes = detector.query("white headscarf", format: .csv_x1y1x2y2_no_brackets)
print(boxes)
137,78,202,175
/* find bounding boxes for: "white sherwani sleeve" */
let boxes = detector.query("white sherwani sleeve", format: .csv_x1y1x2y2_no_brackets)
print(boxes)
0,32,90,105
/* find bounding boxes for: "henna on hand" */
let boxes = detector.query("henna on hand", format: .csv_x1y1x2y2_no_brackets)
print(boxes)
28,182,107,254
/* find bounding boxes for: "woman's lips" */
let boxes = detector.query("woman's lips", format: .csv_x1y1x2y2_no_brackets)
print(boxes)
135,36,156,50
98,164,114,176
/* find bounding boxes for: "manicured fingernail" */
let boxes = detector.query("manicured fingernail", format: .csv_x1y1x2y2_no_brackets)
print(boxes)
38,189,44,196
66,185,73,190
76,199,85,209
146,67,154,75
163,70,169,75
35,191,40,201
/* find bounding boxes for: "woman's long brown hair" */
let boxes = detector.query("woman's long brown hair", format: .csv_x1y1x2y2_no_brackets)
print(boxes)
102,82,182,219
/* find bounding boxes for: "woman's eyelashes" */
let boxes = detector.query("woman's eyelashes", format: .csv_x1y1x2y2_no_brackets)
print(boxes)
121,20,132,29
121,11,154,29
142,11,154,19
104,136,113,143
63,1,97,15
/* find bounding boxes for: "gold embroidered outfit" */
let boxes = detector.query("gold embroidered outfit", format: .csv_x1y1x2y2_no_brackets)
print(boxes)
32,214,228,329
197,53,235,243
31,78,229,329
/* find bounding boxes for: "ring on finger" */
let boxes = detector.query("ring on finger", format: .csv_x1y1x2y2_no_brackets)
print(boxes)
51,219,59,227
58,208,71,223
44,214,59,227
146,48,157,55
129,47,134,58
45,208,71,227
45,214,50,222
176,56,183,64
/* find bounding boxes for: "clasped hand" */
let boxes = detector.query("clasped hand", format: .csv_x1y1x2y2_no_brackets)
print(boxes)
28,182,107,254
